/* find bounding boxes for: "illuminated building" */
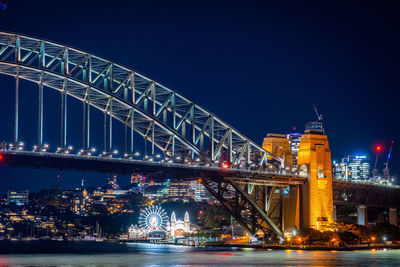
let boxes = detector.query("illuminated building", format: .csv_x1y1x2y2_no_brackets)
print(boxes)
128,224,146,239
287,132,302,170
189,180,208,201
143,181,163,199
71,189,93,215
333,155,370,181
158,180,170,197
7,190,29,206
170,211,190,238
168,180,193,200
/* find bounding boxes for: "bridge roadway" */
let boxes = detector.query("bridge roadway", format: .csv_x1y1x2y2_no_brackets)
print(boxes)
0,151,305,186
333,179,400,208
2,150,400,208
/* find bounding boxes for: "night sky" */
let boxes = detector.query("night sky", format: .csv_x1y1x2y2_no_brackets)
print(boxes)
0,0,399,193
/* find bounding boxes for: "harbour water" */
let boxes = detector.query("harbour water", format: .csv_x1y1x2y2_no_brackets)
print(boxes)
0,241,399,266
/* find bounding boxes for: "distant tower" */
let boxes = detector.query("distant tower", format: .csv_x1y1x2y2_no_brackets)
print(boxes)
171,211,176,223
184,212,190,233
170,212,177,237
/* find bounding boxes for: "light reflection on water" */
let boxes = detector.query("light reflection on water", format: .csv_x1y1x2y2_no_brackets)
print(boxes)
0,241,399,266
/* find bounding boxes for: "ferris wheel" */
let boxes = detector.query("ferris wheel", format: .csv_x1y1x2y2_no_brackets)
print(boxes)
138,205,168,232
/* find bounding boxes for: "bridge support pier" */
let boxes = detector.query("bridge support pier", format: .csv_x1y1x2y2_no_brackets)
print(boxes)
201,177,284,238
357,205,368,226
297,128,334,230
389,208,398,227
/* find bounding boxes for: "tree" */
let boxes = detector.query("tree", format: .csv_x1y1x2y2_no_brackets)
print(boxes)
200,204,230,229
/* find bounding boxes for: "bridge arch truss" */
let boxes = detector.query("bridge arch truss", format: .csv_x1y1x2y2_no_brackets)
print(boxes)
0,31,283,170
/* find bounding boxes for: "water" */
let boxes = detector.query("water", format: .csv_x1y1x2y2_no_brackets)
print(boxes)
0,241,399,266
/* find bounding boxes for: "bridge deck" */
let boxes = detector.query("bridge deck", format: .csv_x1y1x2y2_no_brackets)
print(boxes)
0,151,305,186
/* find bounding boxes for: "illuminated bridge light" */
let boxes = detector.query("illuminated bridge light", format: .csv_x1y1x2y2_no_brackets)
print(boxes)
222,162,229,169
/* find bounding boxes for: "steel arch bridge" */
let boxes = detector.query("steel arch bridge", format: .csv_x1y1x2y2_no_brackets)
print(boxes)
0,31,303,238
0,31,284,169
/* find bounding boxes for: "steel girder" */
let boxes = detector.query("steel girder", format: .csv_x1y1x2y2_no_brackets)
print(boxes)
0,31,284,170
202,176,284,238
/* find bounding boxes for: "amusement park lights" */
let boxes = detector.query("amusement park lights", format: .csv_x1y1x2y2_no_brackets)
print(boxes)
138,205,168,232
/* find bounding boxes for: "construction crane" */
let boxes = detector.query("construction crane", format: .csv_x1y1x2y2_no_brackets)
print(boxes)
313,104,323,122
311,104,324,133
383,140,394,179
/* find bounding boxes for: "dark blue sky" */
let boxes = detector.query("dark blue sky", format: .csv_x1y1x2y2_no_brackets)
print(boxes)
0,0,399,192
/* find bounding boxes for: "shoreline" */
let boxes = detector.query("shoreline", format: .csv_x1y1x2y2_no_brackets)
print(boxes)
122,240,400,251
1,239,400,252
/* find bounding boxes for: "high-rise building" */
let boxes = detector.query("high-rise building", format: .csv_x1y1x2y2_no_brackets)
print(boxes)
332,160,347,180
7,190,29,206
168,180,192,200
287,132,302,170
189,180,208,201
71,188,93,215
333,155,370,181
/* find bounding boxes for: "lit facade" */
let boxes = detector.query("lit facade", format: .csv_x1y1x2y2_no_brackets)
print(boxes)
169,211,190,238
168,180,193,200
333,155,370,181
287,132,302,170
7,190,29,206
70,189,93,215
189,180,208,201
